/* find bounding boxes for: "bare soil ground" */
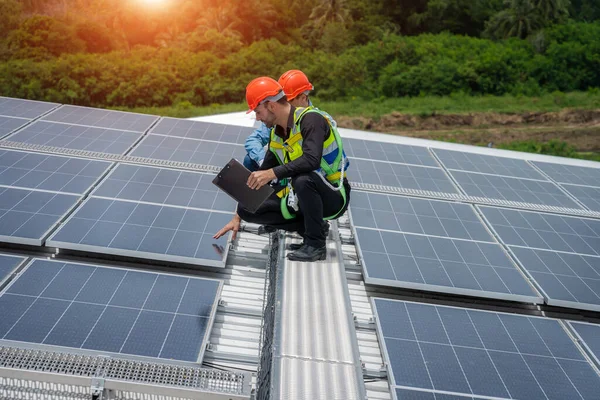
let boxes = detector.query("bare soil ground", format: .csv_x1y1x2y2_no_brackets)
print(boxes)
337,109,600,152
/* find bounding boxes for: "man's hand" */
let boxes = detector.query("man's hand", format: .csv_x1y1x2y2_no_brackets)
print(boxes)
213,215,241,240
247,169,276,190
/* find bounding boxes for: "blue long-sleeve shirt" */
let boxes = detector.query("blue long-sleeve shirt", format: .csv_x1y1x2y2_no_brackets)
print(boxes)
244,123,271,166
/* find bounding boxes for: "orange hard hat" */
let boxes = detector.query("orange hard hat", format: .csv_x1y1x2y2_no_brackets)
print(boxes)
245,76,284,113
278,70,313,101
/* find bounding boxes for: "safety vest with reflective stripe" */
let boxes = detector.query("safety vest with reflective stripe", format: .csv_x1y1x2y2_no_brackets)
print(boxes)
269,106,349,219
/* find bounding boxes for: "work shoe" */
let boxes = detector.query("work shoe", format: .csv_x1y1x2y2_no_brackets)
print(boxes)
287,244,327,262
257,225,277,235
288,223,330,251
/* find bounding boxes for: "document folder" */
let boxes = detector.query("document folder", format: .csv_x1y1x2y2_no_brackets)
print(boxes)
212,158,274,213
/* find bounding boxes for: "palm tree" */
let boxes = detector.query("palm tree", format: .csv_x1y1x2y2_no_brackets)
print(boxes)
485,0,544,39
309,0,350,26
533,0,570,21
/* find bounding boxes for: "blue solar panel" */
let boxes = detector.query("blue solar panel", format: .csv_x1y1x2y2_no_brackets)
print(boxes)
344,138,438,167
509,247,600,311
6,121,143,155
47,197,231,267
568,321,600,368
129,135,246,167
533,161,600,188
0,253,26,286
41,105,158,132
0,149,111,194
560,184,600,212
150,117,252,144
374,298,600,400
355,228,540,302
92,164,236,212
350,191,494,242
0,259,220,363
432,149,545,180
0,116,29,138
0,97,58,119
395,388,478,400
350,159,458,194
480,206,600,256
0,187,79,245
449,171,582,209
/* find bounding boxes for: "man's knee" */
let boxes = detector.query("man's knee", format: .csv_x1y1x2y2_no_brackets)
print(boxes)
292,173,314,192
243,155,258,172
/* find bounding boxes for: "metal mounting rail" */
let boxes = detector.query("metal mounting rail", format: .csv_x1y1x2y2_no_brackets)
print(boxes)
0,141,221,174
270,225,367,400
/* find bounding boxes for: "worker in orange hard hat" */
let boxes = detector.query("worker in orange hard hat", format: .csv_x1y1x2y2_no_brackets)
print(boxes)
215,75,351,262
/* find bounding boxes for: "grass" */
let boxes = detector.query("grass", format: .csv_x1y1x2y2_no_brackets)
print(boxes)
119,91,600,119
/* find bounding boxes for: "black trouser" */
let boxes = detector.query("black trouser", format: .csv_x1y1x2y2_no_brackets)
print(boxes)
237,173,351,248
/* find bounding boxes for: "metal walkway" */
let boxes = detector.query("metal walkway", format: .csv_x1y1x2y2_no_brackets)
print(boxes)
270,225,366,400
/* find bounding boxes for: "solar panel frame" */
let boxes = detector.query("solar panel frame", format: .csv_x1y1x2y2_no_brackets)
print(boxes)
532,161,600,188
6,121,144,155
0,97,59,119
46,197,232,268
506,246,600,312
560,184,600,212
447,170,583,209
89,163,237,213
149,117,252,145
0,187,81,246
567,321,600,369
41,105,159,133
0,116,30,139
372,297,600,400
0,253,27,289
0,258,222,366
344,138,439,167
129,134,246,167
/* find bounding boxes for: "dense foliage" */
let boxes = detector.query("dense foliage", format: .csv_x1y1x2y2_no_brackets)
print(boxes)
1,0,599,108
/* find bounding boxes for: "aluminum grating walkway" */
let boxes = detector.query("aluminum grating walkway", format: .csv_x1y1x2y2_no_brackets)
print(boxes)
271,226,366,400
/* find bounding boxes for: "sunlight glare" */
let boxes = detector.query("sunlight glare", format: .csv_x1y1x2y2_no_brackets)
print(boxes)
138,0,168,8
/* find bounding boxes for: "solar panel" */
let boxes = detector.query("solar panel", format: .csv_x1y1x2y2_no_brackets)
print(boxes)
150,117,252,145
0,149,111,194
92,163,236,212
6,121,143,155
533,161,600,187
432,149,545,180
0,187,79,246
560,184,600,212
129,134,246,167
0,97,58,119
568,321,600,368
394,388,478,400
0,258,221,363
0,253,26,287
355,228,540,301
349,159,458,194
344,138,438,167
373,298,600,400
479,206,600,256
350,191,494,242
0,116,29,138
47,197,232,267
508,247,600,311
449,171,582,209
42,105,158,132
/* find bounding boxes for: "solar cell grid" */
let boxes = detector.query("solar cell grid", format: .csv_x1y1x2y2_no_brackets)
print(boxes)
568,321,600,368
433,149,545,180
42,105,158,132
344,138,438,167
533,162,600,188
449,171,582,209
6,121,142,155
479,206,600,256
0,259,220,363
0,116,29,138
0,97,58,119
91,164,236,212
560,184,600,212
0,149,111,194
47,197,231,267
350,191,494,242
0,254,26,287
350,158,458,194
129,134,246,167
374,298,600,400
150,117,252,145
0,187,79,246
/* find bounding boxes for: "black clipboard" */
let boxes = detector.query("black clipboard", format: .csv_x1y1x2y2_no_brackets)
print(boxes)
212,158,274,213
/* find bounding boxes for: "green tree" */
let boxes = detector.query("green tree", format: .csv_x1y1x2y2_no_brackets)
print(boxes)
484,0,545,39
0,0,23,38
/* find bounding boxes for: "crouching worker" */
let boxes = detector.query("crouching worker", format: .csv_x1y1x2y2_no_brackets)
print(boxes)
213,76,351,262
